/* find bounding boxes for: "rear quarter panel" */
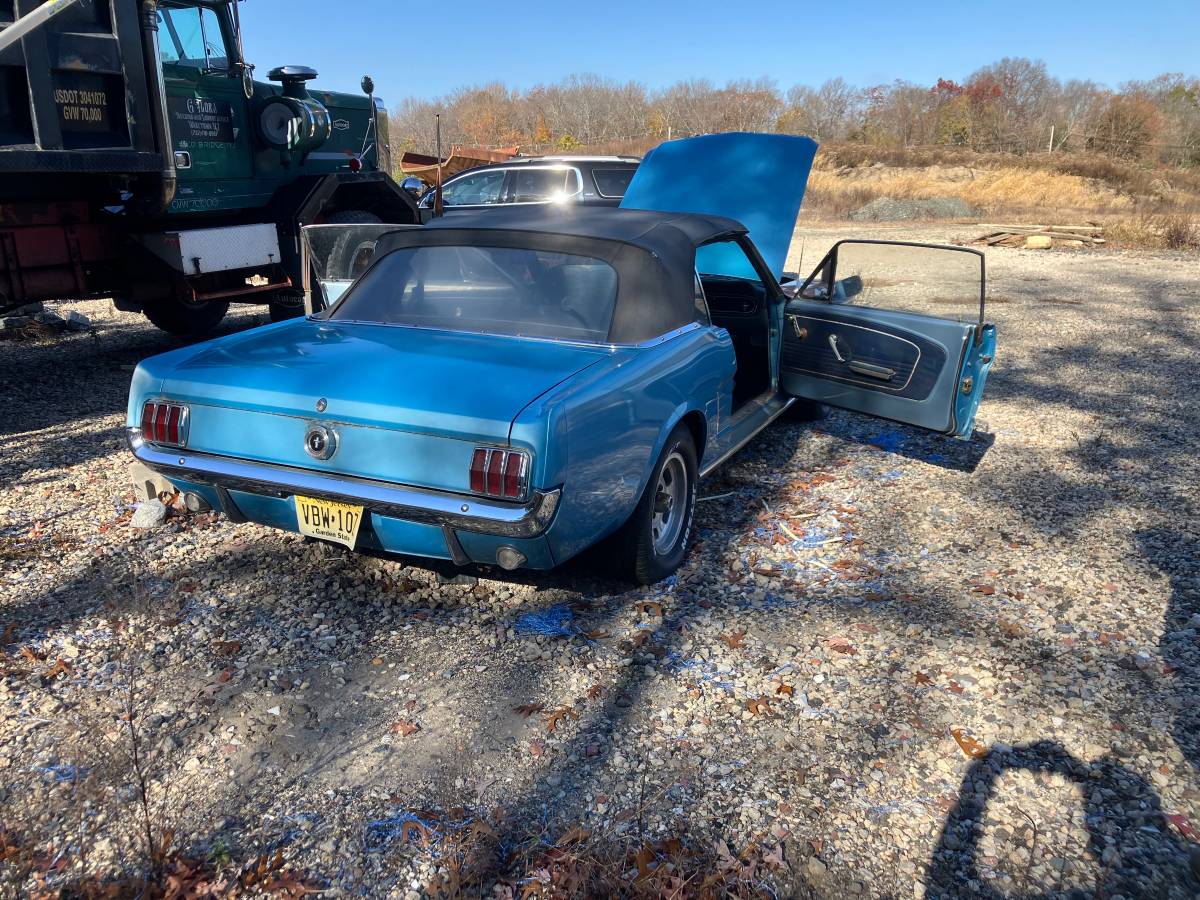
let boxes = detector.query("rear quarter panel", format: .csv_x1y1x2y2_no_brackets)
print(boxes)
512,328,733,564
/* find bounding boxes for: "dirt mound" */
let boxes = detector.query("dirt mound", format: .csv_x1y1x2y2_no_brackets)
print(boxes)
850,196,977,221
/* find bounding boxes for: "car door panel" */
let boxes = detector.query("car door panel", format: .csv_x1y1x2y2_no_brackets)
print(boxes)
782,301,974,432
782,307,948,400
780,241,995,439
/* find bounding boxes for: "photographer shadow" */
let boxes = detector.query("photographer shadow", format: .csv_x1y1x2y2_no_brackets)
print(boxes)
926,741,1199,898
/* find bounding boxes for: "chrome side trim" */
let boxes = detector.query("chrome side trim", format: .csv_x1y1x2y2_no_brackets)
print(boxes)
126,430,560,539
698,395,795,479
634,321,703,348
323,318,700,352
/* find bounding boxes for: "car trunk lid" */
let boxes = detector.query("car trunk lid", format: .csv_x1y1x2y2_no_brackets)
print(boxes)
158,319,606,491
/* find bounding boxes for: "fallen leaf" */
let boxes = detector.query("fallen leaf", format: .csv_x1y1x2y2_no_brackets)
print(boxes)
997,619,1025,637
370,657,383,666
18,646,45,663
212,640,242,657
391,719,421,737
586,684,605,700
972,584,996,596
775,683,794,696
44,657,71,679
217,667,233,684
583,628,611,639
545,707,579,732
914,672,933,686
746,696,773,716
948,680,964,694
1165,813,1199,841
400,820,429,844
556,826,590,846
950,728,988,759
528,740,544,757
639,601,664,618
0,624,16,645
514,703,544,718
719,629,747,649
823,635,858,655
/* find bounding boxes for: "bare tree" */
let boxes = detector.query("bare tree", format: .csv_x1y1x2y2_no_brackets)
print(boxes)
386,62,1196,166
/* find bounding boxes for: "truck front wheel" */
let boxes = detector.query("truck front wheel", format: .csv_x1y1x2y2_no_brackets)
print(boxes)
142,296,229,337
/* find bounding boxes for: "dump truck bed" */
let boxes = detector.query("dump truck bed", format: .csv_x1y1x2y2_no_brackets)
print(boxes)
0,0,162,177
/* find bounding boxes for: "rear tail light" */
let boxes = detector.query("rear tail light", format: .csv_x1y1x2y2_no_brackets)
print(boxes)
469,447,528,500
140,400,189,448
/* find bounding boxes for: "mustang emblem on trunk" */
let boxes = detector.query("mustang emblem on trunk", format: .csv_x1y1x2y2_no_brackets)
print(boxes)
304,423,338,460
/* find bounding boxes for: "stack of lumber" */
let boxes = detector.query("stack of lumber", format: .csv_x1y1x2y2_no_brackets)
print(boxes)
973,224,1105,248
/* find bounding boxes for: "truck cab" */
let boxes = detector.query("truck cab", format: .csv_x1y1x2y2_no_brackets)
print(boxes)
0,0,418,334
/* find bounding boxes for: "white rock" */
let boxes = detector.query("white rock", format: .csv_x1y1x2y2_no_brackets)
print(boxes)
33,310,65,327
131,499,167,528
64,310,91,331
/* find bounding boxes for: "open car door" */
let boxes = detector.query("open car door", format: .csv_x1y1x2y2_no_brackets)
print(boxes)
781,240,996,439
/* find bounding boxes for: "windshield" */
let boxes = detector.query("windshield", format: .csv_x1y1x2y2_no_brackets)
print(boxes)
329,246,619,343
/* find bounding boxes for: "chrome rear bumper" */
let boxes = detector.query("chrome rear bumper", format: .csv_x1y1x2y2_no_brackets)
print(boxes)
126,429,559,539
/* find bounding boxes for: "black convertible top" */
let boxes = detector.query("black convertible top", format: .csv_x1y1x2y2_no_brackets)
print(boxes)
370,208,754,344
423,206,747,250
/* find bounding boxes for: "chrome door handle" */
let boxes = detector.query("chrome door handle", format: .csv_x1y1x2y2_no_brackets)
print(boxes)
828,334,847,363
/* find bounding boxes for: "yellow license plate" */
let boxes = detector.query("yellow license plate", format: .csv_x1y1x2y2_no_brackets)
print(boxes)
295,495,364,549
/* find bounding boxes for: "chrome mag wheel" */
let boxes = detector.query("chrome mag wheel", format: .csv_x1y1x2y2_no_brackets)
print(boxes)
651,449,688,555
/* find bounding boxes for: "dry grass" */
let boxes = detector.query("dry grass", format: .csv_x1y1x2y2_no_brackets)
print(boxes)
805,165,1129,218
1106,212,1200,250
572,139,1200,245
804,144,1200,247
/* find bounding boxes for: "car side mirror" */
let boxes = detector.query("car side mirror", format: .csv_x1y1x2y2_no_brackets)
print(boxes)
833,274,863,301
401,177,424,197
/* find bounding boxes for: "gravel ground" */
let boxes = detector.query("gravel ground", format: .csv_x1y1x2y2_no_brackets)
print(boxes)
1,224,1198,898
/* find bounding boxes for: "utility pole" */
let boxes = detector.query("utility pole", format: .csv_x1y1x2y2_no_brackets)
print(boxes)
433,113,444,218
1048,125,1055,153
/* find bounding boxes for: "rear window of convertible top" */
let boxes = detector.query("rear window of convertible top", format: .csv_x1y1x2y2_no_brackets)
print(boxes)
329,245,619,343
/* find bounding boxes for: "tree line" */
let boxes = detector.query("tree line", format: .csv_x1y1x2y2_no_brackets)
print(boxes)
389,59,1200,166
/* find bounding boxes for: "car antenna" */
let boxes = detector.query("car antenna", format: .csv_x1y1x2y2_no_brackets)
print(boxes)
433,114,444,218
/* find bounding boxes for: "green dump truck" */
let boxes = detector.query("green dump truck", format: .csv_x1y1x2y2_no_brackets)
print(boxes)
0,0,418,334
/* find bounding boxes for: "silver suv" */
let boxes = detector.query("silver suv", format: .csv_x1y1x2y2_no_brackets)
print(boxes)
418,156,640,212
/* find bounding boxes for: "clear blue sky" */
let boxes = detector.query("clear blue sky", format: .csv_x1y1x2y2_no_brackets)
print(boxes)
239,0,1198,101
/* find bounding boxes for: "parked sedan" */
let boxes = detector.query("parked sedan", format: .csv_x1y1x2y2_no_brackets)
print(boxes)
417,156,640,213
126,133,995,583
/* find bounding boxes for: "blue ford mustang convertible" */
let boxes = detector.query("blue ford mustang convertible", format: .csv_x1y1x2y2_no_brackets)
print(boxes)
126,133,996,583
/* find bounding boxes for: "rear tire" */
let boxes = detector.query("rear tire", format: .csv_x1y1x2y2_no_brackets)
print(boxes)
613,424,697,585
142,296,229,337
